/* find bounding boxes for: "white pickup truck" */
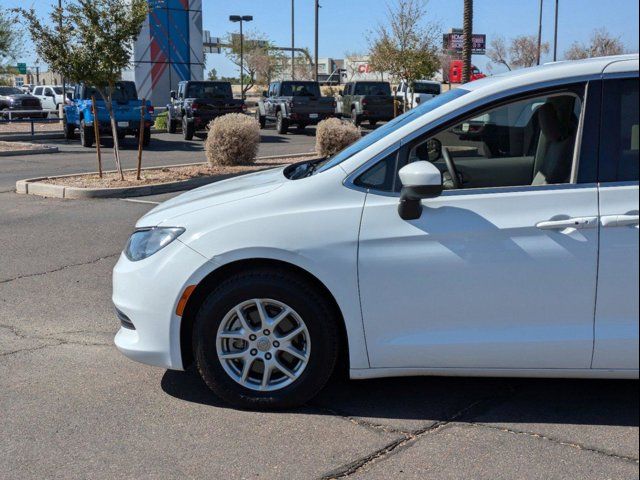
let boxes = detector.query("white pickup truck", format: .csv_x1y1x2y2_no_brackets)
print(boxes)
396,80,442,109
32,85,65,112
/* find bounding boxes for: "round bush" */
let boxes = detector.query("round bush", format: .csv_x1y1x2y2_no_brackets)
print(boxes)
205,113,261,166
315,118,361,157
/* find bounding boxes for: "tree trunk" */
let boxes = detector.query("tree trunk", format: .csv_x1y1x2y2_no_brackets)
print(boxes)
462,0,473,83
97,87,124,181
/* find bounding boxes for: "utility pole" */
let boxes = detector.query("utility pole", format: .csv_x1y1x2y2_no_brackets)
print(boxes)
536,0,544,65
553,0,559,61
291,0,295,80
314,0,320,82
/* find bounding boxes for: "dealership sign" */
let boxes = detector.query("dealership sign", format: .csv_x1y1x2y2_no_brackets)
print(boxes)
443,33,486,55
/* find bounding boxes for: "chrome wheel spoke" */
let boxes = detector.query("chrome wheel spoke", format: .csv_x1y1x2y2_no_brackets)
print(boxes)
269,307,291,330
219,330,247,341
241,358,254,382
279,325,305,343
273,360,296,380
235,307,253,333
219,350,247,360
280,345,307,362
254,299,269,330
261,362,272,389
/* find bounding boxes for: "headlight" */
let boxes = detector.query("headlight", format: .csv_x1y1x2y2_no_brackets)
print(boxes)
124,227,185,262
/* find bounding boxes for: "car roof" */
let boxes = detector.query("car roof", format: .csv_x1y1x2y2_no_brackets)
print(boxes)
465,54,639,94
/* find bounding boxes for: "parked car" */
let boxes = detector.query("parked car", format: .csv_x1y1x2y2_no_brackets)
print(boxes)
449,60,486,83
396,80,442,109
339,81,396,126
32,85,65,112
113,55,639,409
0,86,43,119
167,81,244,140
256,81,336,134
63,81,153,147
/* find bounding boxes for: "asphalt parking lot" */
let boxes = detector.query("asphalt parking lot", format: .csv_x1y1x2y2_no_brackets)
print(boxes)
0,130,638,479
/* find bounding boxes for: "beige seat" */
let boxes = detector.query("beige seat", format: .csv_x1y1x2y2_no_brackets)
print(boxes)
531,102,576,185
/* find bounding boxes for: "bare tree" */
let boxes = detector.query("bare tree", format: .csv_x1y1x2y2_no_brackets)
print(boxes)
368,0,440,105
226,31,283,94
488,35,549,71
564,28,626,60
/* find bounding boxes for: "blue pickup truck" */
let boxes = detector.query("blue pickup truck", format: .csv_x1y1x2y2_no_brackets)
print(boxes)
63,81,153,147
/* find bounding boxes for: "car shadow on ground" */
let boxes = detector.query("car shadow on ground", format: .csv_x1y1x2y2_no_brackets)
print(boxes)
161,368,639,427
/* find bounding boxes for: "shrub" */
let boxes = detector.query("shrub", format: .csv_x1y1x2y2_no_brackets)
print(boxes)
205,113,261,166
315,118,361,157
153,111,168,131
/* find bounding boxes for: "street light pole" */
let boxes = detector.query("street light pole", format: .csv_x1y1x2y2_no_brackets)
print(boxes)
314,0,320,82
229,15,253,102
58,0,66,99
553,0,559,61
536,0,544,65
291,0,295,80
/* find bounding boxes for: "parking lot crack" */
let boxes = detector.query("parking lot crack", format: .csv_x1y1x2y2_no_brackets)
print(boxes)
470,423,640,464
0,252,120,284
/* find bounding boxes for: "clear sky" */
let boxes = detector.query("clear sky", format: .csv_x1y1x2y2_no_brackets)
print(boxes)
3,0,639,76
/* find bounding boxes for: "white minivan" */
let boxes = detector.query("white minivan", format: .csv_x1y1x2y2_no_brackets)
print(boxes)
113,56,639,409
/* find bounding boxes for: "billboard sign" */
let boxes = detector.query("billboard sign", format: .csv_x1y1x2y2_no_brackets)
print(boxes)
443,33,486,55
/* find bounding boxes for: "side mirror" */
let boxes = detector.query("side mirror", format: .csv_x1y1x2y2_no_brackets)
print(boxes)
397,161,443,220
340,90,344,96
170,90,176,99
262,90,268,98
66,92,73,101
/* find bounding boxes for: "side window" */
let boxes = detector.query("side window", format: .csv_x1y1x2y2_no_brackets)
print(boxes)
600,78,639,182
406,89,584,190
34,87,42,95
354,152,399,191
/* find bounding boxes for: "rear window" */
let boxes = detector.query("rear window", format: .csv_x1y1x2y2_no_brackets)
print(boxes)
83,82,138,101
281,82,321,97
354,82,391,96
413,83,441,95
186,82,232,99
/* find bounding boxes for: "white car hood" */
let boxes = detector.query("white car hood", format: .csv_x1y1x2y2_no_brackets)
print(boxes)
137,167,286,227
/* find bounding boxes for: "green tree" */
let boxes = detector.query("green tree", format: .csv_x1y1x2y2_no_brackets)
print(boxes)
0,10,22,79
17,0,148,179
368,0,440,108
207,68,219,81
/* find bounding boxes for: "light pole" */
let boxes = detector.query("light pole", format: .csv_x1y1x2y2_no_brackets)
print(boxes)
229,15,253,102
536,0,544,65
553,0,559,61
291,0,295,80
314,0,320,82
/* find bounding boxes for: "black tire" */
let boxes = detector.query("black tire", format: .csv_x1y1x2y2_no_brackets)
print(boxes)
296,123,307,133
168,118,178,134
63,115,75,140
351,108,361,127
276,111,289,134
183,117,195,140
117,131,126,141
142,127,151,147
369,119,378,127
193,268,340,410
256,110,266,129
79,119,94,147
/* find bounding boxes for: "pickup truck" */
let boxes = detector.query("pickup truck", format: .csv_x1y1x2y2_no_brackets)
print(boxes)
63,81,153,147
257,81,336,134
396,80,441,109
167,81,244,140
32,85,65,112
339,81,396,126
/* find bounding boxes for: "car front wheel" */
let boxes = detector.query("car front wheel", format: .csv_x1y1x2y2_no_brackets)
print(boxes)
193,268,339,409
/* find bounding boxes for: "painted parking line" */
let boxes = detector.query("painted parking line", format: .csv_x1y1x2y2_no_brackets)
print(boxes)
120,198,161,205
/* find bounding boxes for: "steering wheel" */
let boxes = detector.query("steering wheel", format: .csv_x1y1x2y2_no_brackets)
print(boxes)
442,147,462,189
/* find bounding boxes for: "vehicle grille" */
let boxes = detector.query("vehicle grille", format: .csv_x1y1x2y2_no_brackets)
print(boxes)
21,99,40,108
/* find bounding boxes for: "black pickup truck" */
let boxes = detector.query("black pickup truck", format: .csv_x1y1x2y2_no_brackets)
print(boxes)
339,81,397,126
167,81,245,140
257,81,336,134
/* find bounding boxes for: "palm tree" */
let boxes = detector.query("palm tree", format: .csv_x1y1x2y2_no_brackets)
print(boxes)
462,0,473,83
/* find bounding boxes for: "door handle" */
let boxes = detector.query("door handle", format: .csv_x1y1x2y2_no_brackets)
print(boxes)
536,217,598,230
601,214,640,228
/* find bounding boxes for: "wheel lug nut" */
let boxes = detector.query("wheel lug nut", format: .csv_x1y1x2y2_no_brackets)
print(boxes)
265,353,272,360
249,334,257,341
273,341,280,348
250,349,258,356
263,329,271,336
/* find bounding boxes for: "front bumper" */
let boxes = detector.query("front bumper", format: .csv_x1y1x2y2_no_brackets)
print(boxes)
112,239,210,370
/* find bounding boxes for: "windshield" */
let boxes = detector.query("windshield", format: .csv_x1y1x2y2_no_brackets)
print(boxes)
0,87,23,95
314,87,469,174
186,82,232,99
413,82,441,95
281,82,321,97
354,82,391,96
83,82,138,101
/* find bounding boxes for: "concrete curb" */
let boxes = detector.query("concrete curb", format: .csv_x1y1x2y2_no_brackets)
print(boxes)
0,145,59,157
16,152,319,199
0,132,65,142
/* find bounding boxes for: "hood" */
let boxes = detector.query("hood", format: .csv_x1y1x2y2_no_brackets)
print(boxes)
137,167,287,227
1,94,37,100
